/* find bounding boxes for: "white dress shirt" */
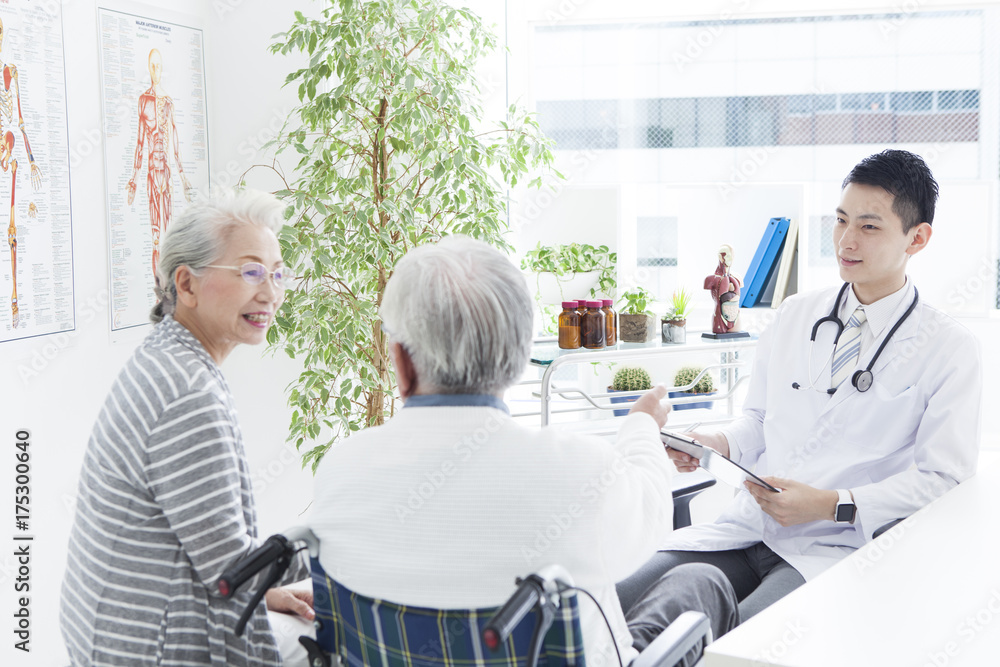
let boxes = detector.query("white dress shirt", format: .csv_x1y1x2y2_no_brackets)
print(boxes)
839,277,911,358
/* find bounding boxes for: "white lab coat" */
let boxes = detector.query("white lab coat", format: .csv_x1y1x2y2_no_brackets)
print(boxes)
662,281,982,580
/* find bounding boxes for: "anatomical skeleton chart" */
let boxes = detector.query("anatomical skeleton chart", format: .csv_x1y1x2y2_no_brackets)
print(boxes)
0,5,74,343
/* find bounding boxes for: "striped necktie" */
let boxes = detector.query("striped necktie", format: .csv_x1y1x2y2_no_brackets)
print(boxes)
831,307,867,390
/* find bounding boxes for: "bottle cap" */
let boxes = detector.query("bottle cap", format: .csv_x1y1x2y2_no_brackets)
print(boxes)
587,300,603,308
576,299,587,306
602,299,613,307
561,301,578,309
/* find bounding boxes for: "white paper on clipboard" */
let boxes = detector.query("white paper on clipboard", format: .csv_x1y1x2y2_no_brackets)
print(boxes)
661,431,781,493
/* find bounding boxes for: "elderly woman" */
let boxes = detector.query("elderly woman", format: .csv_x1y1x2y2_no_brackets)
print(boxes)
60,190,311,666
308,235,737,667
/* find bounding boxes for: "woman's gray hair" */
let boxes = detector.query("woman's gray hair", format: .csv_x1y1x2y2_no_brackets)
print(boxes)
151,188,285,323
380,235,533,395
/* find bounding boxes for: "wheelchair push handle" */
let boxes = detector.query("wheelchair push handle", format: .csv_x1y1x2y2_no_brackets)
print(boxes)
482,576,545,651
218,534,290,598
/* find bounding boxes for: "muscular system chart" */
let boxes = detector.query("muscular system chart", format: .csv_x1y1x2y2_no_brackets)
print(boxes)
98,7,209,331
0,2,74,343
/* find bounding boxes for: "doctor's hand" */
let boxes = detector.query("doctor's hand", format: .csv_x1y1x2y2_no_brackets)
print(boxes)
745,477,839,527
666,430,731,474
629,385,672,428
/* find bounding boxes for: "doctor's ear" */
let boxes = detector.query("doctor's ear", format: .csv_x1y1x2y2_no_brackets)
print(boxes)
905,222,933,256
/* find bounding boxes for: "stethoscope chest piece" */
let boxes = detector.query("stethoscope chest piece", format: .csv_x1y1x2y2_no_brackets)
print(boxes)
852,369,874,393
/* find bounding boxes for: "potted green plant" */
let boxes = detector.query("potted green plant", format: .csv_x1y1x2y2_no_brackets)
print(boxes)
521,242,617,335
669,366,716,411
608,366,652,416
520,242,616,304
264,0,556,469
618,287,657,343
661,288,692,344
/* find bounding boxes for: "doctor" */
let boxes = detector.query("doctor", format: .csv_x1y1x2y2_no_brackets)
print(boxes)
617,149,982,621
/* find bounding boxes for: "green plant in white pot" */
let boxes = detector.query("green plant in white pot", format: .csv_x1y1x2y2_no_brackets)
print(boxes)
264,0,555,469
662,288,692,344
521,242,616,335
521,242,617,302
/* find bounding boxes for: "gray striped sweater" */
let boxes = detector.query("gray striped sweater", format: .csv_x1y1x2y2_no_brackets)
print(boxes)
60,315,306,666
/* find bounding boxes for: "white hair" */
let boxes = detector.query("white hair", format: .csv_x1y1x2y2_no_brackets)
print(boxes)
380,235,533,395
151,188,285,323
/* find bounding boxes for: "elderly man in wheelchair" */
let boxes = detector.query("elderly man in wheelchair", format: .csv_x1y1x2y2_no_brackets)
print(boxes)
223,236,739,666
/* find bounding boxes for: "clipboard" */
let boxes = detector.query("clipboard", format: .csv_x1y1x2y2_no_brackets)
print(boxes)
661,431,781,493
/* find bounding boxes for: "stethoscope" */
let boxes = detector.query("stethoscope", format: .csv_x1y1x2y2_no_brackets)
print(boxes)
792,282,919,395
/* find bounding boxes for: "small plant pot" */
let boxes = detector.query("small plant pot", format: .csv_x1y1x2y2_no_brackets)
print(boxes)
619,313,657,343
608,386,643,417
661,319,687,344
668,391,716,411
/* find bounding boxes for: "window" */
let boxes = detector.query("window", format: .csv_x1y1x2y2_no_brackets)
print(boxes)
809,215,836,266
841,92,887,112
891,91,933,112
938,89,979,110
636,217,678,296
536,89,981,150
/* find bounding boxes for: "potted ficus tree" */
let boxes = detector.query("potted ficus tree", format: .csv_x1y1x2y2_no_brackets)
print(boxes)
661,288,692,344
608,366,651,416
618,287,658,343
669,366,716,411
264,0,556,468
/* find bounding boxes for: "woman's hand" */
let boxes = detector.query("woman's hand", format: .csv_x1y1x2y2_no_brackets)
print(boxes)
265,586,315,620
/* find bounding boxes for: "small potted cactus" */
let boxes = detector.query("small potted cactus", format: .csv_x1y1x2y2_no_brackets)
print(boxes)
608,366,653,417
669,366,716,411
608,366,652,416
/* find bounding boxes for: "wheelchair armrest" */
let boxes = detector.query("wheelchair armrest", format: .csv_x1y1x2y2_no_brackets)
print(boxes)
872,518,906,540
671,470,716,530
629,611,711,667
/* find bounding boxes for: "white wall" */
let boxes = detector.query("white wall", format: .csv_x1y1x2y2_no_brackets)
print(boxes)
0,1,318,664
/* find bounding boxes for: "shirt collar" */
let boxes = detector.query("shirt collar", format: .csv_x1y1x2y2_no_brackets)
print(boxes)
841,277,912,338
402,393,510,414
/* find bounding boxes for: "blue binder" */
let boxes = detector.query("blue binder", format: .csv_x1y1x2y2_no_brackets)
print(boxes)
739,217,790,308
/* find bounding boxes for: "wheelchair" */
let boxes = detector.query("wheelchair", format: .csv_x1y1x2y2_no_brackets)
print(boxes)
220,526,713,667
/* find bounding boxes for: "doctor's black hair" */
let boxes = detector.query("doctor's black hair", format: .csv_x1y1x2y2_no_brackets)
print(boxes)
842,149,939,233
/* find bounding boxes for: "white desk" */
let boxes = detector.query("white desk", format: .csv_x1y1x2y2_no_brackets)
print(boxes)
704,459,1000,666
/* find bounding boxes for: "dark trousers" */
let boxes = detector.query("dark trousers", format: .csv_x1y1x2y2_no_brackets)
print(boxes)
619,543,806,625
625,562,740,667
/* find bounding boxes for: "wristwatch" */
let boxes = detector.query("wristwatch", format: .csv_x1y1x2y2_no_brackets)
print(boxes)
834,489,856,524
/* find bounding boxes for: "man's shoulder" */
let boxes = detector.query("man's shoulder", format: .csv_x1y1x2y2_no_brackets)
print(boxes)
917,300,980,348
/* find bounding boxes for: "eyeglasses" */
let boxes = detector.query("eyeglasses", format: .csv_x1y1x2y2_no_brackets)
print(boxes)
204,263,293,289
